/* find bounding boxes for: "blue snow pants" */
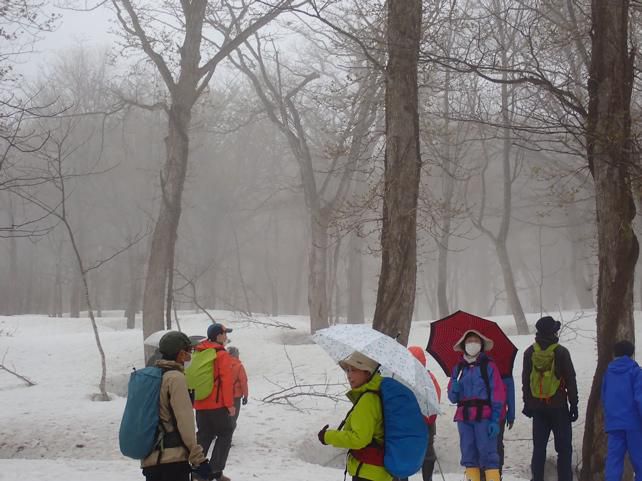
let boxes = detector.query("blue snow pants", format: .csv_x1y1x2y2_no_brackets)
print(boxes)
605,430,642,481
458,420,500,469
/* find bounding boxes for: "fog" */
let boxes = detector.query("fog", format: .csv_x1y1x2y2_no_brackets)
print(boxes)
0,0,614,331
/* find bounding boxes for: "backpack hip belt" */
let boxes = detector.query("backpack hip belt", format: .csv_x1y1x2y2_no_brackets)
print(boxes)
458,398,491,422
350,443,385,467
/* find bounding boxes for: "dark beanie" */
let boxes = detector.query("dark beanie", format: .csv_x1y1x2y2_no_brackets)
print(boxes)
535,316,561,335
614,340,634,358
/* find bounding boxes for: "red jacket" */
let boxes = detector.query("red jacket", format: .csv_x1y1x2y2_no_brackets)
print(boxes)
192,340,234,410
229,357,249,399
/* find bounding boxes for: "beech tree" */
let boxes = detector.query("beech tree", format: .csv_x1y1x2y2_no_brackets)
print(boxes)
372,0,422,345
580,0,638,478
109,0,292,354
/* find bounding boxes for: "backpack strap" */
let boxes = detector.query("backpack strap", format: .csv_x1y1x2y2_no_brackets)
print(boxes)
154,367,187,465
337,390,384,474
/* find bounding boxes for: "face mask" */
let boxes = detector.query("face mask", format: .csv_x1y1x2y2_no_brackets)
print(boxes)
465,342,482,357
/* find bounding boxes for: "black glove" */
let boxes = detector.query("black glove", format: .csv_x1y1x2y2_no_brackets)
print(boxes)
193,461,214,481
522,406,533,418
242,397,248,405
318,424,329,445
569,404,579,423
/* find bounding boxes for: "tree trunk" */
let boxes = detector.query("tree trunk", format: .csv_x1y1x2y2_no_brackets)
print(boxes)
580,1,638,480
308,209,330,332
142,102,191,357
566,203,595,309
125,248,141,329
347,231,364,324
372,0,422,346
495,240,528,332
494,65,527,334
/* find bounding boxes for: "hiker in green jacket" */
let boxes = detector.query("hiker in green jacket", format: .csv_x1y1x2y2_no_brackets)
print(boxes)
317,352,392,481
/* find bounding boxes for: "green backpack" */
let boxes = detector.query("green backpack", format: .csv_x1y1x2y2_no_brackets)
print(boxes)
185,348,220,401
530,343,561,400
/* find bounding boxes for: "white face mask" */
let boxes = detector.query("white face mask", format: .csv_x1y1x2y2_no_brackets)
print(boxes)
465,342,482,357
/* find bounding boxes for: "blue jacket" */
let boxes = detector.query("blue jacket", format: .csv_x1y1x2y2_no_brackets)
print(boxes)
448,354,506,423
502,376,515,423
601,356,642,432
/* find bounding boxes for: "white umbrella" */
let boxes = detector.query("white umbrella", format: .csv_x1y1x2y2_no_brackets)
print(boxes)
143,330,205,348
312,324,440,416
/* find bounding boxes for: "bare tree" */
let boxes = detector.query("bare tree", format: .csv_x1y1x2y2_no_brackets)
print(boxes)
109,0,293,356
234,37,381,332
580,0,638,479
371,0,422,345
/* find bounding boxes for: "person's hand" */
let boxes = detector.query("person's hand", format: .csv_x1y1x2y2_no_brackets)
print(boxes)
569,404,579,423
193,461,215,481
242,397,248,405
488,422,500,438
522,406,533,418
506,419,514,430
450,380,461,394
318,424,329,445
227,406,236,417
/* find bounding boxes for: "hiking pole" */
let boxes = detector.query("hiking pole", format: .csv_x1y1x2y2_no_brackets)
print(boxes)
435,452,447,481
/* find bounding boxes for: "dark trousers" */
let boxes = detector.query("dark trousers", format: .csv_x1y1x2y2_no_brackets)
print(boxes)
531,407,573,481
142,461,191,481
196,408,236,474
398,422,437,481
233,397,242,423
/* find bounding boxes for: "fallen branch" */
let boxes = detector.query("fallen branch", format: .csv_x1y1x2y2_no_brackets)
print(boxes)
1,351,36,386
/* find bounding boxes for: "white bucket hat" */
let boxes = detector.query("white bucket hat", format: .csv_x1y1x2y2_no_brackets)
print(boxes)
453,329,494,352
339,352,379,374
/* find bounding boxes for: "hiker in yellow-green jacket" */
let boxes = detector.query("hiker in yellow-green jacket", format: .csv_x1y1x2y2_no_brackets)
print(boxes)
317,352,392,481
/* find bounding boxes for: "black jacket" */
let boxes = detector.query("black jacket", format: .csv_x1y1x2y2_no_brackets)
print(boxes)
522,333,578,410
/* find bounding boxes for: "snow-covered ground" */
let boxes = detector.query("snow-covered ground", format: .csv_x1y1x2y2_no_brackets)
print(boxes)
0,309,637,481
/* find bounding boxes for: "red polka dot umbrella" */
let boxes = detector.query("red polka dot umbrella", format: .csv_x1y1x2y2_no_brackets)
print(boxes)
426,310,518,378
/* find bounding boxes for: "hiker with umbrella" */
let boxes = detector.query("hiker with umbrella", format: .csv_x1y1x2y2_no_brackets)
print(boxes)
428,311,518,481
312,324,440,481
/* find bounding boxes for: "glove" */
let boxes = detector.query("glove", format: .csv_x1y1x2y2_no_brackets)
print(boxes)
569,404,579,423
522,406,533,418
242,397,248,405
450,380,461,394
318,424,329,445
193,461,215,481
488,422,500,438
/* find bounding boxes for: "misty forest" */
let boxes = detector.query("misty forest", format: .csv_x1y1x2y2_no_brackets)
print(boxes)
1,0,640,479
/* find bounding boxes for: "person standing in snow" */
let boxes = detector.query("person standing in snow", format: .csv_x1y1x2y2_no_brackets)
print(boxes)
601,340,642,481
317,351,392,481
521,316,578,481
227,346,248,423
142,331,214,481
448,330,506,481
404,346,441,481
193,323,236,481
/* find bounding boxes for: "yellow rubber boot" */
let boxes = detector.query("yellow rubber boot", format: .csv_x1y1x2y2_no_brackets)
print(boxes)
484,469,501,481
465,467,481,481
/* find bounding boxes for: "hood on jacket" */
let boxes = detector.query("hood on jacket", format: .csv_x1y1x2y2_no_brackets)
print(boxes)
608,355,639,374
194,339,226,352
346,372,383,404
534,332,559,349
154,359,185,372
408,346,427,366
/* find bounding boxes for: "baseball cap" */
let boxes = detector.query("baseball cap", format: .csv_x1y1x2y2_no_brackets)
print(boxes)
207,323,233,340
